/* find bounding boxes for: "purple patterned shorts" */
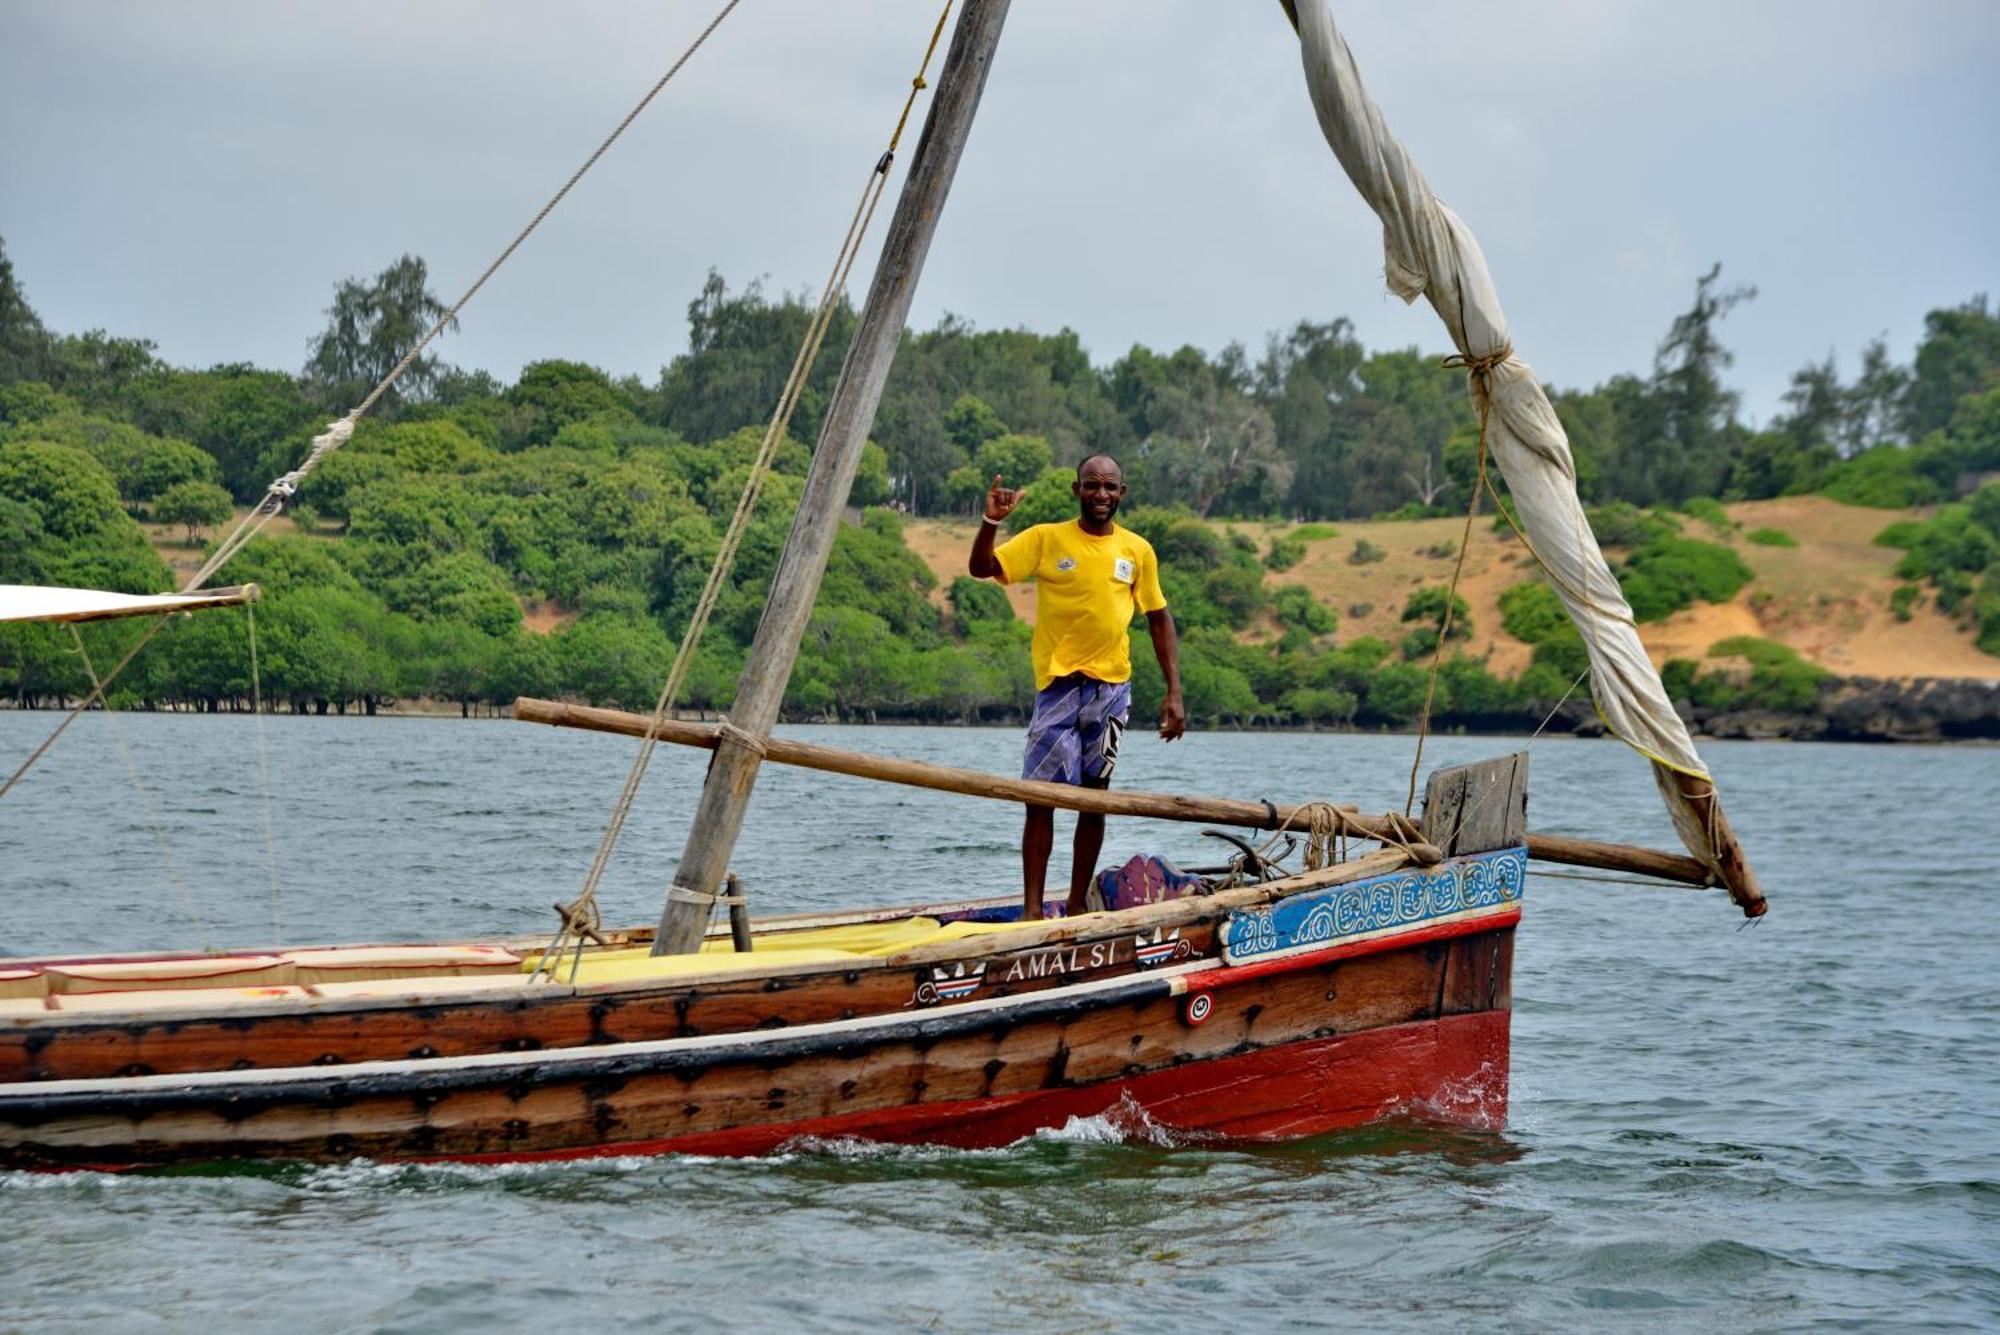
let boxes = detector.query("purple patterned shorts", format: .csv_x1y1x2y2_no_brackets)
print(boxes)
1023,675,1131,787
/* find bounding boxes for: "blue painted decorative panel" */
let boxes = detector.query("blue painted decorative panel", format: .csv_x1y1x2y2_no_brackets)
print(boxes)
1220,846,1527,964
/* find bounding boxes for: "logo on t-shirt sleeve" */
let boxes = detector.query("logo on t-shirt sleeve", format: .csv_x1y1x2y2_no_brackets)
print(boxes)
1113,557,1135,583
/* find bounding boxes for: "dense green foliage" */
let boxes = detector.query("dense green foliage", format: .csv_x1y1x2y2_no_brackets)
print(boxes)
4,237,1998,721
1876,482,2000,653
1663,636,1832,714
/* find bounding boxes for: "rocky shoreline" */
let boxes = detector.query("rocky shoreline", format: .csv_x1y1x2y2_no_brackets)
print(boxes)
1578,676,2000,744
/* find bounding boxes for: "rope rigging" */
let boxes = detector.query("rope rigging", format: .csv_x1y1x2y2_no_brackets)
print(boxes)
0,0,744,804
535,0,959,983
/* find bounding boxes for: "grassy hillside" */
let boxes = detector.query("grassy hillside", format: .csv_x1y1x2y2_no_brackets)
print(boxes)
905,496,2000,684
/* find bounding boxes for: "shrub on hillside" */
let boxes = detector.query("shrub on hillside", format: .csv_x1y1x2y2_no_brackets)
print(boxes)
1272,584,1336,636
1498,580,1567,644
1681,496,1735,533
1819,444,1946,508
1893,506,1999,584
1399,585,1472,660
1746,527,1797,547
1618,537,1753,622
1347,537,1386,565
1699,635,1831,712
1881,484,2000,653
1161,517,1227,571
1873,519,1924,549
1202,565,1267,629
1290,522,1339,541
1264,535,1306,571
1587,501,1682,549
949,575,1013,627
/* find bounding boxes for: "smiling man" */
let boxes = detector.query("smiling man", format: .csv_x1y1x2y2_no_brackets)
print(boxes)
968,454,1186,920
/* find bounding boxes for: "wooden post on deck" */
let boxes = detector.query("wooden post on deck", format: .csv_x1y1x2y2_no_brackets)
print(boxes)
652,0,1014,955
1420,752,1527,857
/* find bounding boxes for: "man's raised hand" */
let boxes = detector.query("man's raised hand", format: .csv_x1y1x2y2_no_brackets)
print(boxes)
985,474,1023,523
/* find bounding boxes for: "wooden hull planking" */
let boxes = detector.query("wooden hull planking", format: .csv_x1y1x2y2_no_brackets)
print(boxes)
0,914,1513,1170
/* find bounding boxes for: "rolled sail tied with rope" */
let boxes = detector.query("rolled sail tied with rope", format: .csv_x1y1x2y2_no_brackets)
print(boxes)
1289,0,1763,915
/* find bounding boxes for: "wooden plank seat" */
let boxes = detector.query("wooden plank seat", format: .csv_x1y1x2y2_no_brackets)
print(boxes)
50,985,314,1012
309,974,542,1000
0,997,50,1016
43,956,294,994
281,945,521,984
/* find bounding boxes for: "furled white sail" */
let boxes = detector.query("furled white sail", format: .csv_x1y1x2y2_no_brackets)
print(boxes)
0,584,260,626
1289,2,1728,878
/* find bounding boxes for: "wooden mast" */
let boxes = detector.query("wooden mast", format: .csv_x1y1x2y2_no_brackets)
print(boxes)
652,0,1013,955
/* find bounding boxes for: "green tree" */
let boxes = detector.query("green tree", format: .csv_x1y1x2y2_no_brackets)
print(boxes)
0,236,49,384
1903,296,2000,439
155,479,234,546
943,393,1006,451
304,254,454,411
657,271,855,448
1257,318,1364,519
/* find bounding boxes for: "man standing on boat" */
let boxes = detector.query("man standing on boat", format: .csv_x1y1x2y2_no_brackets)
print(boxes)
968,455,1185,920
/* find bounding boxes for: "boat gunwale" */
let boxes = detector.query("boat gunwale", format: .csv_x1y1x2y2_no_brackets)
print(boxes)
0,849,1423,1032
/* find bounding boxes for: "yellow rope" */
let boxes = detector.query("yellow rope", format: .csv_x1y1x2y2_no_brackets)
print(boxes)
537,0,960,981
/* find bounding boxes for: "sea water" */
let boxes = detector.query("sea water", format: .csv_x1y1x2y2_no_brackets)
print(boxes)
1,714,1995,1330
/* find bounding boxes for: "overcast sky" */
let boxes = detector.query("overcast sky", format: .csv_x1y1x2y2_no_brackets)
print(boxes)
3,1,1995,422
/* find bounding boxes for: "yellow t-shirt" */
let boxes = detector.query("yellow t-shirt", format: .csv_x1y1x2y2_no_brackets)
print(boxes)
994,521,1167,690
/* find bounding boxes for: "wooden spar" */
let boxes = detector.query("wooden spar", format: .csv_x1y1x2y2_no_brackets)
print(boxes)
651,0,1014,956
513,698,1721,889
1672,770,1767,918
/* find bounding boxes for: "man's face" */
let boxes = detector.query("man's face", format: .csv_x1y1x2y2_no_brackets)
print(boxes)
1073,459,1126,526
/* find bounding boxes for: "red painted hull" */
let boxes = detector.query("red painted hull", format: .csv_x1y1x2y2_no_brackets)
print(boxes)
444,1008,1512,1164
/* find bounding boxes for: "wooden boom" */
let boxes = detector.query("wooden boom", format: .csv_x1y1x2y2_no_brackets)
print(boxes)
512,698,1722,890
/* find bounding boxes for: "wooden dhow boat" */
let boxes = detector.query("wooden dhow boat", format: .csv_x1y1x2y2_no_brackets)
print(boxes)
0,0,1764,1171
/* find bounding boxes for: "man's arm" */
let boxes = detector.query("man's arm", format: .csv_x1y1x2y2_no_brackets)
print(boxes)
1147,608,1186,741
968,474,1022,579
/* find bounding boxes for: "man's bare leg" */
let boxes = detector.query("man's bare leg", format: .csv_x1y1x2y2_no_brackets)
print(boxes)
1022,803,1055,920
1067,810,1105,917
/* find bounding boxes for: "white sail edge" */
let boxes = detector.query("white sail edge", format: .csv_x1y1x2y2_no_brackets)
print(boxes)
0,584,261,626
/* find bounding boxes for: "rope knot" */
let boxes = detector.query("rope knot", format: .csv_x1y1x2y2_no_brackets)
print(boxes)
714,719,769,758
1442,344,1514,385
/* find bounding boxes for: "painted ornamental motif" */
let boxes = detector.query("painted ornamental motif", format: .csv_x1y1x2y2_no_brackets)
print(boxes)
1220,847,1526,965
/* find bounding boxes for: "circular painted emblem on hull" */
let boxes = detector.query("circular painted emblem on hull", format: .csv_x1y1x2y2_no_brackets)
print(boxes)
1182,992,1214,1026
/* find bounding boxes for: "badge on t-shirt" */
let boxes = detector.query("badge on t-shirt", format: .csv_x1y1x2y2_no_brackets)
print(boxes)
1056,556,1077,572
1113,557,1135,583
